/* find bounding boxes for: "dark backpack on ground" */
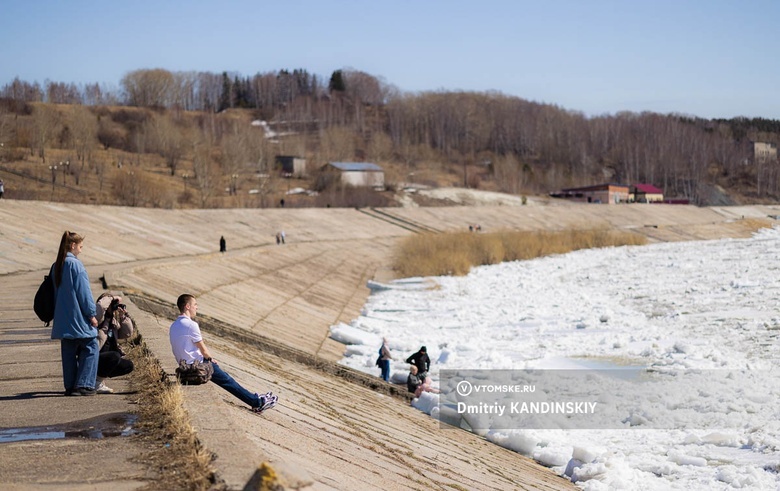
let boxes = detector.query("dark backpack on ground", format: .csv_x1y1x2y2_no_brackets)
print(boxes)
33,267,55,326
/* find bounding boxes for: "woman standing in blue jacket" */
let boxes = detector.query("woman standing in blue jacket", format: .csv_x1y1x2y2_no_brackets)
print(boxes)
51,231,99,396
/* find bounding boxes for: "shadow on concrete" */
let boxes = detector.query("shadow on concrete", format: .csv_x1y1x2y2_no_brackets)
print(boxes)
0,391,66,400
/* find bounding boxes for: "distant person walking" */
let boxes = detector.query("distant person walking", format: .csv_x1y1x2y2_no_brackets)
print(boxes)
378,337,393,382
280,231,286,244
219,236,226,253
0,178,4,199
51,231,99,396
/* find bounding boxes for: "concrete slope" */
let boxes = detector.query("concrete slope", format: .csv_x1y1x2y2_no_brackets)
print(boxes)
134,296,572,490
0,201,410,275
2,199,779,489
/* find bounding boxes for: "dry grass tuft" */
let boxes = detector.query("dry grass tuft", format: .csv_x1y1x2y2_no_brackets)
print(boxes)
394,228,647,277
243,462,285,491
739,217,774,234
126,335,222,491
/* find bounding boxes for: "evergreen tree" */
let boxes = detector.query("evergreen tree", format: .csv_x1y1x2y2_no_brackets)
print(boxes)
329,70,345,93
218,72,232,112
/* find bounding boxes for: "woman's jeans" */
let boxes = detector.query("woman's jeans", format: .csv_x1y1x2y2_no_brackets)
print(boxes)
211,362,262,408
60,337,99,390
379,359,390,381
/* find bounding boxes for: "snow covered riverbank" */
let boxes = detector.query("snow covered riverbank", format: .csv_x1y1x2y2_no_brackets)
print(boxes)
331,227,780,489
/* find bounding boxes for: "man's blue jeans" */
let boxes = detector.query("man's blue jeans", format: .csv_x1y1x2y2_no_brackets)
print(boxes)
60,337,99,390
211,362,262,408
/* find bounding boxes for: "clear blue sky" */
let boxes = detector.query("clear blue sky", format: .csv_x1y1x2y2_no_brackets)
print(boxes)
2,0,778,119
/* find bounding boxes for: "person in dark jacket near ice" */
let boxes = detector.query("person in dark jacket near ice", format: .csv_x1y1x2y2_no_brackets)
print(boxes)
406,346,430,381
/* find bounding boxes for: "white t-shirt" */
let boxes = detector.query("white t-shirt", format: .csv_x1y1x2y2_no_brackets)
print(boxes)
169,315,204,364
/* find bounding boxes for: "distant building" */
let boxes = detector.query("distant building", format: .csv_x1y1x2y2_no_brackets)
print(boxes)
551,183,630,204
323,162,385,188
275,155,307,178
753,142,778,164
632,183,664,203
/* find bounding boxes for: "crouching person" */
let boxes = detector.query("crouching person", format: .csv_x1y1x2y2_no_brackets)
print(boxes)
169,294,276,413
407,365,439,399
95,294,135,394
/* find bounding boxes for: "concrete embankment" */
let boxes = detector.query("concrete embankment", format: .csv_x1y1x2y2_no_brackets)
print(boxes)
1,199,778,489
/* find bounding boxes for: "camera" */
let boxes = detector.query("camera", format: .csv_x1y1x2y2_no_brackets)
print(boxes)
108,298,126,312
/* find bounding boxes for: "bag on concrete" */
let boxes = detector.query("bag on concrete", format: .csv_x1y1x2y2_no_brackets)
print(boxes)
33,268,55,326
175,359,214,385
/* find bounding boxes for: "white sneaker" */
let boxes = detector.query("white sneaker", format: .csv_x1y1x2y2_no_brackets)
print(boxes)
96,381,114,394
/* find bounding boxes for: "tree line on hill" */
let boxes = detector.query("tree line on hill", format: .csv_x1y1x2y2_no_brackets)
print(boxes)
2,68,780,205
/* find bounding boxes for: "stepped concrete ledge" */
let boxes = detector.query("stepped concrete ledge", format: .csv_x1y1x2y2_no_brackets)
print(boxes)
2,199,778,489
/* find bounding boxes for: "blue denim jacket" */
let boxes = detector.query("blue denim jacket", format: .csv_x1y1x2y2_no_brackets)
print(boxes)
51,253,97,339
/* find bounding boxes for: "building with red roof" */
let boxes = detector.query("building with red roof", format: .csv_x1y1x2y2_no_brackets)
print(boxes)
632,184,664,203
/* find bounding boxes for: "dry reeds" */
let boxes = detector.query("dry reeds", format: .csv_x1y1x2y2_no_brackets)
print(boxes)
393,228,647,277
126,337,220,490
737,217,774,234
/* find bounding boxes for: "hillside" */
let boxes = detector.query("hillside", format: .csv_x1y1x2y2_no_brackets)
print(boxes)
1,87,780,208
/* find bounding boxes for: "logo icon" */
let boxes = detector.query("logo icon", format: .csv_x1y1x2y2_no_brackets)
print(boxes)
456,380,473,396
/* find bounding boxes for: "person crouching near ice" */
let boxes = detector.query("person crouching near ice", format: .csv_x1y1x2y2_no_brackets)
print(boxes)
406,365,439,398
169,294,276,412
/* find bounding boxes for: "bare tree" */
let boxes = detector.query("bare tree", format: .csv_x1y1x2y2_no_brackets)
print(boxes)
45,80,82,104
112,171,144,206
147,115,185,175
192,142,218,207
319,126,355,162
1,77,43,102
367,131,393,163
121,68,176,107
221,125,251,180
69,106,97,170
32,104,61,163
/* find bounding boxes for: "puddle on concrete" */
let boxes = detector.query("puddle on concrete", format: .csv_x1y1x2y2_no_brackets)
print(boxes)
0,413,137,443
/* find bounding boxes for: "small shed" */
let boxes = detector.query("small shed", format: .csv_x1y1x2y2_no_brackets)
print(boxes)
323,162,385,188
275,155,307,178
554,183,630,204
632,183,664,203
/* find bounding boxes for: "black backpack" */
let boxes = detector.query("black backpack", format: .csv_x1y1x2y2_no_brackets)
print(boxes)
34,267,56,326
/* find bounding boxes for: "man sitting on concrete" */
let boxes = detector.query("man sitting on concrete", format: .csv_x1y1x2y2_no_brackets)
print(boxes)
169,293,276,413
